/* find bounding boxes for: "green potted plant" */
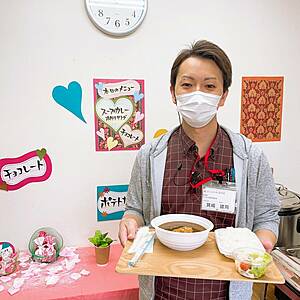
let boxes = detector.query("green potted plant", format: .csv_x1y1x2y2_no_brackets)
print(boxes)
88,230,113,265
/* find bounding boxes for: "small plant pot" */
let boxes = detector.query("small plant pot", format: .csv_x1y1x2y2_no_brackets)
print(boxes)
95,245,110,266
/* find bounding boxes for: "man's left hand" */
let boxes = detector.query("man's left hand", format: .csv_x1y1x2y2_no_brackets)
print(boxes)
260,240,274,253
255,229,277,253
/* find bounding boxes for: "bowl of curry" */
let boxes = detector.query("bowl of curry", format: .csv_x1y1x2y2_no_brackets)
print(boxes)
151,214,214,251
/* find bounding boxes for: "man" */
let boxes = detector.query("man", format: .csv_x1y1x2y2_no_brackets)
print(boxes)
119,40,280,300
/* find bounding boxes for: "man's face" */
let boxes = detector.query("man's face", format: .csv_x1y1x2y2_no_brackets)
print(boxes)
171,56,227,106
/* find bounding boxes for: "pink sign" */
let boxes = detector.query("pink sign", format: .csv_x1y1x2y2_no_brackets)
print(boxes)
94,79,145,151
0,149,52,191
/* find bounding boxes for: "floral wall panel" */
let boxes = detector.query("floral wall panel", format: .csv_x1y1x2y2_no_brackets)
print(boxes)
240,77,284,142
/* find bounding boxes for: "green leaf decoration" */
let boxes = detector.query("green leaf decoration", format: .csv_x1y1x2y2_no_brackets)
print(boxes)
0,182,8,191
36,148,47,160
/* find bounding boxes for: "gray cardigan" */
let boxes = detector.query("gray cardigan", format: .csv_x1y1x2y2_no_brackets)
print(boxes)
124,126,280,300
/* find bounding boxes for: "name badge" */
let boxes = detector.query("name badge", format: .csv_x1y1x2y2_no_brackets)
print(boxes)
202,181,237,214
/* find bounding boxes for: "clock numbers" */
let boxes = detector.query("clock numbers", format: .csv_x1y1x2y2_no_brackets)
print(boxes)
98,9,103,17
86,0,147,36
96,9,137,28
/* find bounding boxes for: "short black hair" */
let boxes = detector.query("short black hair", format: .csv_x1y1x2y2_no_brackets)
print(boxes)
170,40,232,92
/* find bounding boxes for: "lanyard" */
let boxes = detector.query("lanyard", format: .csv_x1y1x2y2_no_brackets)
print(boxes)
190,140,225,189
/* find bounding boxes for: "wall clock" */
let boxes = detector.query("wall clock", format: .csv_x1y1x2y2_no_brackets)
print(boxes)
85,0,148,37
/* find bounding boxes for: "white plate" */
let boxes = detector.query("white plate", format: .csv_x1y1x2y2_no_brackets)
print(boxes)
215,227,265,259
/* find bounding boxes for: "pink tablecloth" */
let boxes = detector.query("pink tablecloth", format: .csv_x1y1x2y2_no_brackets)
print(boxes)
0,244,139,300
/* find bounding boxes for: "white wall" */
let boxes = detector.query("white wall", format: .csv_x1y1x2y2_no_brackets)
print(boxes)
1,0,299,249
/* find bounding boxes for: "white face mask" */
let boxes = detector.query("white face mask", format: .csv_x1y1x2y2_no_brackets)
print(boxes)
176,90,221,128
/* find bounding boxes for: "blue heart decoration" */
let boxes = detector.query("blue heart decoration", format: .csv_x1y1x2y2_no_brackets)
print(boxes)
95,82,104,96
133,91,144,103
52,81,86,123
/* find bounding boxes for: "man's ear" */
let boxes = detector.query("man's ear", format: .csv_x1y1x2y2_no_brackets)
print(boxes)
170,85,176,104
218,90,228,108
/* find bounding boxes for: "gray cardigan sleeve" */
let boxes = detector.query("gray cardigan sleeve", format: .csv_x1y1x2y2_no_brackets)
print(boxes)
252,149,280,237
123,148,145,224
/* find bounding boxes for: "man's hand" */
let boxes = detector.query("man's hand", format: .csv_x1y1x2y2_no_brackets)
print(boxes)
255,229,277,253
118,217,138,247
260,240,274,253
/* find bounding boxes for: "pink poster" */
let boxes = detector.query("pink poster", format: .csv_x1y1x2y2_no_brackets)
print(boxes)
93,79,145,151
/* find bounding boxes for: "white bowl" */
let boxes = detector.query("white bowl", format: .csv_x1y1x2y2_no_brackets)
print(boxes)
151,214,214,251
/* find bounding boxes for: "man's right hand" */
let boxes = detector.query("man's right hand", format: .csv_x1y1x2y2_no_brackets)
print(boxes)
118,217,138,247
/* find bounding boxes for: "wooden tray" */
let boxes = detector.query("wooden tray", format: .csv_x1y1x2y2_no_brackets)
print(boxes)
116,233,285,284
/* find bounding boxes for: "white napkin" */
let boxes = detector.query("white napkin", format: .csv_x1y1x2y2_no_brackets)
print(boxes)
128,227,154,254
